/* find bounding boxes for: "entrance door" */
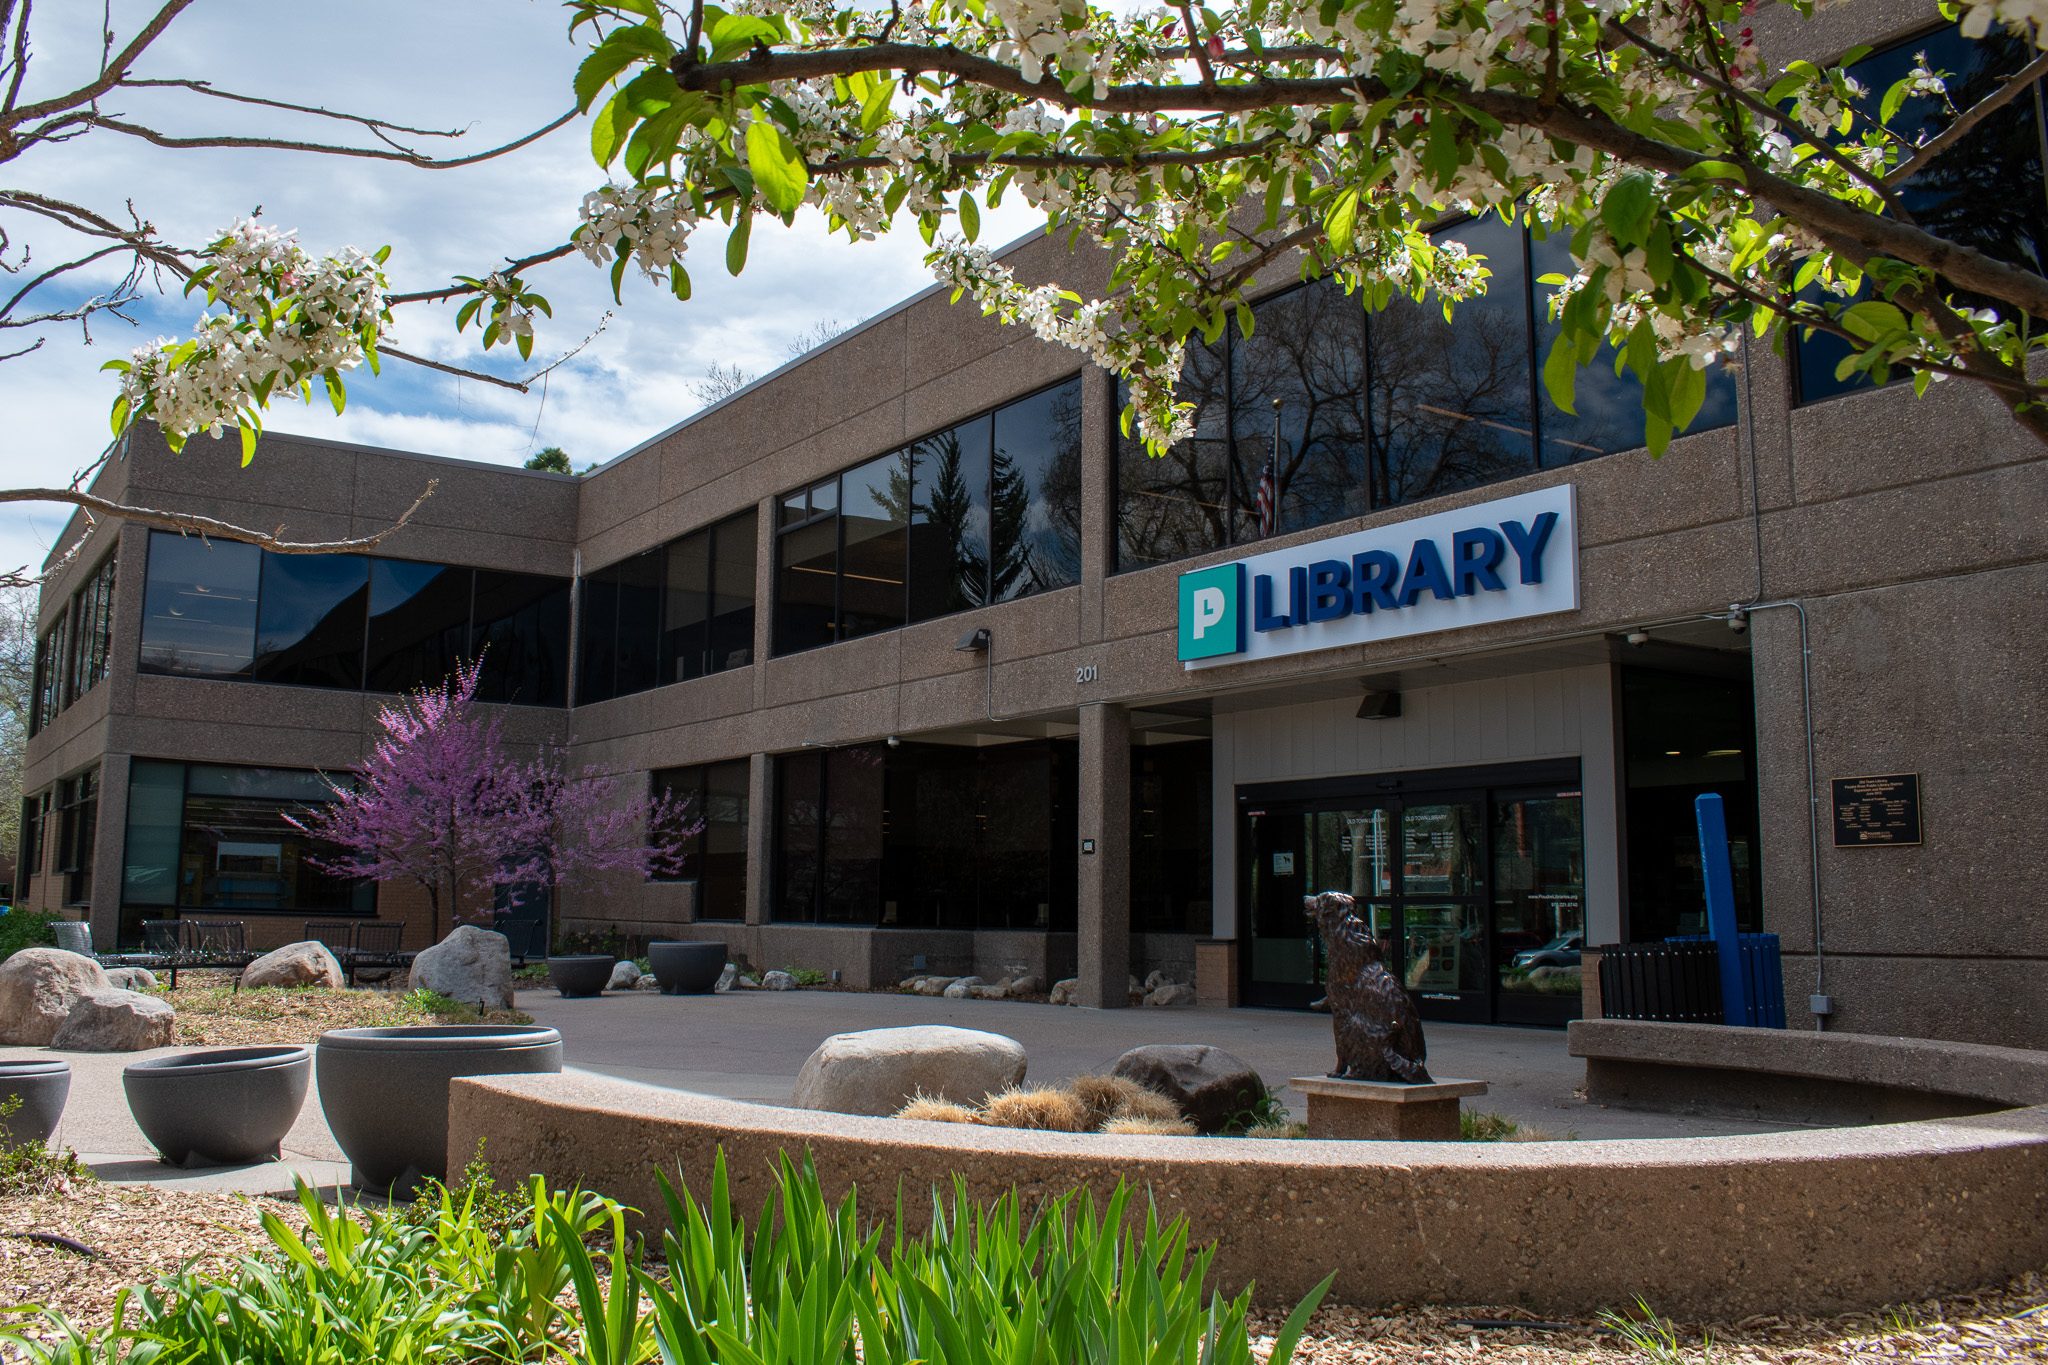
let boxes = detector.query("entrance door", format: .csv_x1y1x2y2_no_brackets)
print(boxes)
1491,788,1587,1026
1239,794,1488,1021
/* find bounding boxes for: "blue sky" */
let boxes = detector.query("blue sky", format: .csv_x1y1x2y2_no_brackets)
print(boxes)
1,0,1039,575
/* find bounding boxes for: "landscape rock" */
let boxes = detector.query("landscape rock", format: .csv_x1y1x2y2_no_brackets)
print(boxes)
51,989,175,1052
1110,1043,1266,1134
913,976,951,996
1009,974,1044,997
791,1025,1027,1116
1143,970,1167,992
608,960,642,991
1048,978,1078,1006
942,976,984,1000
899,975,926,991
969,984,1008,1000
761,970,798,991
407,924,514,1010
104,967,158,992
0,948,110,1045
636,974,662,991
241,941,344,990
715,963,738,993
1144,983,1197,1007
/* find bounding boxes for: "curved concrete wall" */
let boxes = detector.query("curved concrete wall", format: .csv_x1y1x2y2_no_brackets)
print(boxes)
450,1071,2048,1318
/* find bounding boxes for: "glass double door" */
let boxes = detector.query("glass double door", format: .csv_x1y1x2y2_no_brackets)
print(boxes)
1239,778,1586,1024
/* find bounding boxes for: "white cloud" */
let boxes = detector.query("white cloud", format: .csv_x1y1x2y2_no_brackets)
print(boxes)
1,0,1042,574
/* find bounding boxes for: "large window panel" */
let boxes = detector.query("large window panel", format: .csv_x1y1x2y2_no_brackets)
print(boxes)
1131,739,1214,933
991,379,1085,600
1530,232,1738,460
1796,24,2048,402
140,532,261,678
1229,280,1371,539
252,553,368,689
1373,215,1537,508
775,750,823,921
68,556,117,700
819,745,885,921
707,512,757,674
367,560,470,695
699,759,750,920
1114,341,1231,570
122,759,186,907
837,453,910,640
472,570,571,706
775,516,840,655
612,552,664,698
177,764,370,916
908,418,992,622
663,530,712,683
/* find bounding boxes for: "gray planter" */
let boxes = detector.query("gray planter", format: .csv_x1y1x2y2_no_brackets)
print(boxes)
648,940,726,995
123,1046,310,1167
0,1059,70,1147
546,954,615,998
315,1024,562,1195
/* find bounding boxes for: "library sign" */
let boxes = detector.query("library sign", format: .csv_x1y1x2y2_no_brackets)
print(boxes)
1176,485,1580,668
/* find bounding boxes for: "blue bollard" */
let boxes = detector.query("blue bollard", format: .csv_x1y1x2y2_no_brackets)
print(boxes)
1694,792,1753,1027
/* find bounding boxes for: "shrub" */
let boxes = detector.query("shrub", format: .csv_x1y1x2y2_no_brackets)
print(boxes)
0,1096,93,1197
0,910,61,963
776,965,828,987
979,1085,1090,1132
896,1094,980,1124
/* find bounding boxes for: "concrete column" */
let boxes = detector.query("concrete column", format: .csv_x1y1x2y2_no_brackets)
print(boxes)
87,752,129,952
1076,701,1130,1008
743,750,773,926
1077,366,1116,643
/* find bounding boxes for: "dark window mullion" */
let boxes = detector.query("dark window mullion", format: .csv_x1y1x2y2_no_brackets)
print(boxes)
1522,225,1544,469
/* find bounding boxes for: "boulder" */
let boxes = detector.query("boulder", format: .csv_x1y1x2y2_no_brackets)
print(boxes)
1009,974,1044,997
1145,983,1196,1008
407,925,514,1010
51,989,175,1052
714,963,738,993
913,976,951,996
761,970,798,991
104,967,158,992
1143,970,1167,992
942,976,984,1000
241,941,344,990
969,984,1008,1000
791,1025,1027,1116
1048,978,1078,1006
608,960,643,991
898,975,926,991
0,948,110,1045
635,974,662,992
1111,1044,1265,1133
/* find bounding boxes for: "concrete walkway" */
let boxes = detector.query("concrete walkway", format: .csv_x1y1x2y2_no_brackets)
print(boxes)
9,988,1800,1196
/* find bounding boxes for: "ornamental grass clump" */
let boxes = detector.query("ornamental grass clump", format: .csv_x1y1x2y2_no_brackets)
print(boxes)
979,1085,1091,1132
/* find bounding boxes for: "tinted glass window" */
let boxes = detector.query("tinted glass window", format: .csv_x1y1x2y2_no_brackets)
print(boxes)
1796,25,2048,402
838,452,910,640
1229,280,1370,537
122,759,186,908
663,529,712,683
1114,340,1231,570
707,512,756,673
577,573,618,703
472,570,570,706
1374,214,1537,507
1131,740,1213,932
175,763,371,915
700,759,750,919
613,552,663,697
140,532,261,677
776,750,822,921
908,417,991,622
367,560,470,694
991,379,1085,600
251,553,367,689
820,744,885,921
69,556,117,700
775,517,839,655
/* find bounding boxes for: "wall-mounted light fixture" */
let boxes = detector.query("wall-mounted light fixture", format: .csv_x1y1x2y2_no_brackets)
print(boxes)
1624,630,1651,647
1356,688,1402,720
955,626,991,653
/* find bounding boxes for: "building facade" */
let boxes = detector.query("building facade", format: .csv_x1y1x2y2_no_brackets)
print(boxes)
21,0,2048,1045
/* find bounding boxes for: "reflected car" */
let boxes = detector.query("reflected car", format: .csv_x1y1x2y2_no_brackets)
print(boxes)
1511,934,1583,969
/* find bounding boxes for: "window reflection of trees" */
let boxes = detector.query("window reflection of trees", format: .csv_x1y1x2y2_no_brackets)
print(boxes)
1228,282,1371,538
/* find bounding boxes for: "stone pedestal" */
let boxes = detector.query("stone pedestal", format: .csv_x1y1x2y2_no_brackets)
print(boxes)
1290,1076,1489,1141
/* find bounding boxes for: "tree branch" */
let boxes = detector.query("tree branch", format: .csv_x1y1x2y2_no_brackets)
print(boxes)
1887,48,2048,185
0,479,439,557
2,0,194,123
117,78,473,141
77,109,577,168
385,242,581,305
379,345,530,392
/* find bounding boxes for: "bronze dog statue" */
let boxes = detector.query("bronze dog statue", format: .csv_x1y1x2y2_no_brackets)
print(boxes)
1306,890,1432,1084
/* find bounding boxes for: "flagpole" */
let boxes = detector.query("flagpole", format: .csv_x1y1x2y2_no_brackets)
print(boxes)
1267,397,1283,537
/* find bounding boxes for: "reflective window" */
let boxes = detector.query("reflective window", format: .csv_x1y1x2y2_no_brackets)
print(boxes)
991,381,1084,599
659,509,759,684
67,556,117,702
576,550,661,704
1795,24,2048,403
1130,739,1214,933
252,554,368,689
1374,214,1536,507
707,513,756,675
651,758,750,920
773,376,1085,655
1229,280,1371,538
663,529,713,683
56,769,97,905
366,559,469,695
472,571,571,706
139,533,260,677
1115,340,1231,570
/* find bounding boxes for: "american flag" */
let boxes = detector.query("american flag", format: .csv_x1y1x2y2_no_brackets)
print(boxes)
1254,400,1283,538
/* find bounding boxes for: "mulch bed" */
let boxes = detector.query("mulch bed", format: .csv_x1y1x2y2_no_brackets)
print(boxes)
1,1184,2043,1360
158,974,531,1047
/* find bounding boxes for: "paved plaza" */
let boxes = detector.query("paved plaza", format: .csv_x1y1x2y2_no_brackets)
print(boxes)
30,987,1804,1195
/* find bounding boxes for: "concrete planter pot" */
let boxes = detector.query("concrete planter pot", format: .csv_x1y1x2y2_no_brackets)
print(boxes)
0,1059,70,1146
123,1046,310,1166
546,954,615,998
316,1024,562,1194
648,940,726,995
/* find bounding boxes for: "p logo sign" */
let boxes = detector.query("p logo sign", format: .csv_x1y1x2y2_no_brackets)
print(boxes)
1177,563,1244,662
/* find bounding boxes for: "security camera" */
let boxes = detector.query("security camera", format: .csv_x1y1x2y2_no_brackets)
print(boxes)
886,735,901,748
1624,630,1650,647
1725,607,1749,634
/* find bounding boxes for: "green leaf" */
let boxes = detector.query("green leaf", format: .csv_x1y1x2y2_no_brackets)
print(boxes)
1668,361,1707,430
575,30,667,113
746,118,808,215
1841,299,1907,341
591,90,638,168
1679,160,1747,185
1601,172,1658,249
1324,187,1359,256
726,211,752,275
959,192,981,242
109,396,130,435
239,422,258,466
1541,332,1580,416
326,372,346,416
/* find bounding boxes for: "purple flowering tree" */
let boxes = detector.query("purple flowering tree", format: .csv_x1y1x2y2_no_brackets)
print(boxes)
290,660,697,945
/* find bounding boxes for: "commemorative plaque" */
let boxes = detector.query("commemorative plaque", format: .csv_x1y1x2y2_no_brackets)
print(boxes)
1830,773,1923,847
